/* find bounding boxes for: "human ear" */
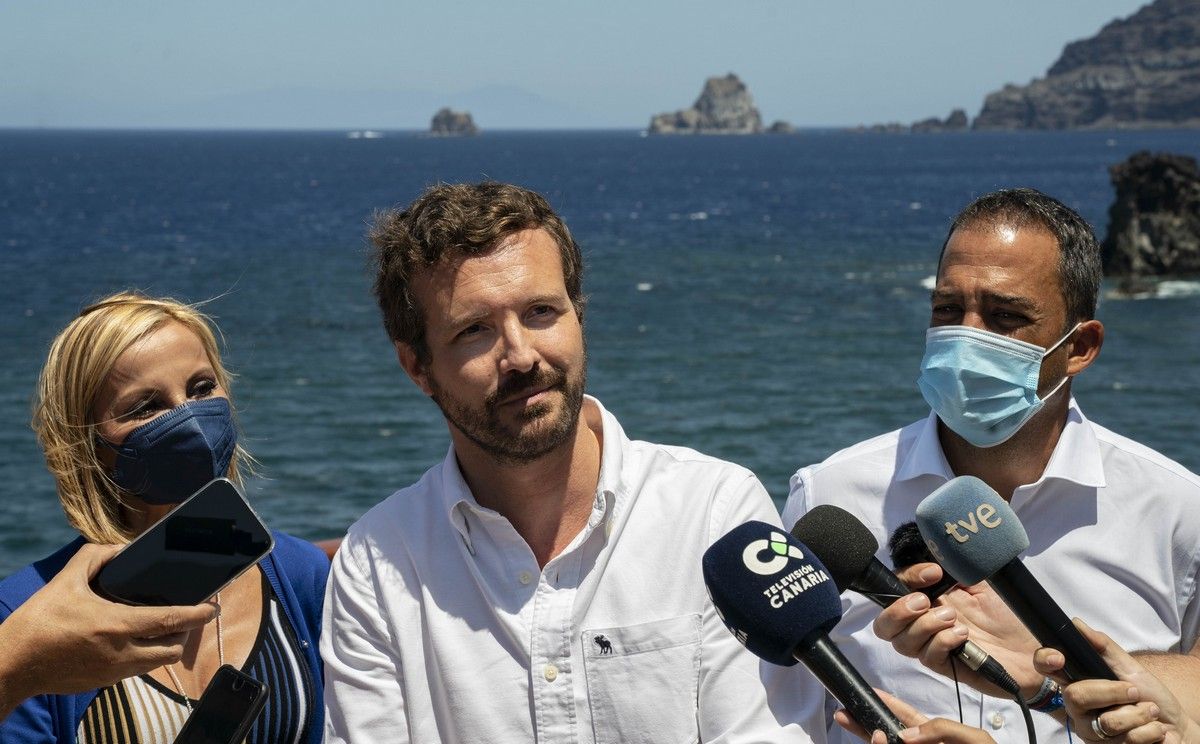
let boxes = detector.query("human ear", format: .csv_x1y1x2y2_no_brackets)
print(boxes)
1066,319,1104,376
395,341,434,396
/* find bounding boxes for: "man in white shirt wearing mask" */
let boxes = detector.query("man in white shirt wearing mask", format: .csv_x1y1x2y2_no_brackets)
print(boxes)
781,187,1200,744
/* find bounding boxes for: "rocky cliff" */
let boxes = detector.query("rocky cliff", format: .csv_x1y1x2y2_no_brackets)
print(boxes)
648,74,764,134
911,109,969,133
430,108,478,136
974,0,1200,129
1102,150,1200,276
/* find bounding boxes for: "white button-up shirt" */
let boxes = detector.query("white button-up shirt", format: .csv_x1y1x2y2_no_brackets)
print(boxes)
782,399,1200,744
323,397,820,743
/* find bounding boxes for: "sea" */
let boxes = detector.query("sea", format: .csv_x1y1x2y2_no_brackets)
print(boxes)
2,128,1199,576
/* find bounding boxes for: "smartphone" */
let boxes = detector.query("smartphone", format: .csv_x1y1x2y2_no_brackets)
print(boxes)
92,478,274,606
173,664,268,744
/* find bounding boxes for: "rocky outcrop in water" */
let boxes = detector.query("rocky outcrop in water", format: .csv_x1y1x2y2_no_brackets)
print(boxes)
911,109,969,133
430,108,478,136
1101,150,1200,276
767,120,796,134
648,74,763,134
974,0,1200,129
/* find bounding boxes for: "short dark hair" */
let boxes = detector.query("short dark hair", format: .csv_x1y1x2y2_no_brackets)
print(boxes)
370,182,586,360
938,188,1101,326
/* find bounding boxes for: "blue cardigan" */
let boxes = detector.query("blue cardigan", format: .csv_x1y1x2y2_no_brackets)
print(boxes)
0,532,329,743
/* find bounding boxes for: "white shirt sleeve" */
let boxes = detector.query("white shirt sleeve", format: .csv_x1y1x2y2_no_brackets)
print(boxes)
698,471,826,744
321,534,410,743
780,466,813,533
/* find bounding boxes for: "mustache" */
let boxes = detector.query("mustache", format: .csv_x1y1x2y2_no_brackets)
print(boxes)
490,366,567,405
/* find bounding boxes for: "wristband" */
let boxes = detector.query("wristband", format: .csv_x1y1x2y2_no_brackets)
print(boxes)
1027,676,1064,713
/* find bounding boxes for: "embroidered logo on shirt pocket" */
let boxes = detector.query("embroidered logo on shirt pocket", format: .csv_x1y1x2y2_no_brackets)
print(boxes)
582,613,701,744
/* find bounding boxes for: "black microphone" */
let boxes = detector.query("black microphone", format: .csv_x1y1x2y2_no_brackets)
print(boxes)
792,506,1019,696
916,476,1117,682
887,521,958,602
702,521,904,743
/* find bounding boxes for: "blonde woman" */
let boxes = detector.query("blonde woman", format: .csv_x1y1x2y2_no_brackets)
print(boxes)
0,292,327,744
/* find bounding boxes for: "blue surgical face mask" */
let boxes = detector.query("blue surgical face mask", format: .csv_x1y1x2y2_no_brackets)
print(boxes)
103,396,237,505
917,323,1080,448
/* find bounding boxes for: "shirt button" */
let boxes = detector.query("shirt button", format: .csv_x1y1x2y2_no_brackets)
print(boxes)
543,664,559,682
990,712,1004,729
518,571,532,585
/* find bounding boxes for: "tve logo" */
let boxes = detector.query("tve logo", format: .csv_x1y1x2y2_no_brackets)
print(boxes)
942,502,1003,543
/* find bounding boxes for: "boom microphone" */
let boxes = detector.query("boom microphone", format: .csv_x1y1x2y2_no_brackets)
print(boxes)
702,521,904,743
792,506,1018,696
915,476,1117,682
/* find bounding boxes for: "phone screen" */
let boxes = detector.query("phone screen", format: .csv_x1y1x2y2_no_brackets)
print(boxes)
173,664,268,744
93,478,274,606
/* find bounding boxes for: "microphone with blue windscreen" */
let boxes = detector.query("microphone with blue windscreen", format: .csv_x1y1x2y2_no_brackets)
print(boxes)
794,506,1019,696
915,476,1116,682
703,521,904,742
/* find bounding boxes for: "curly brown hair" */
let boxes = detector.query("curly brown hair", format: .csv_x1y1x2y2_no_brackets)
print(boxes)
370,182,586,361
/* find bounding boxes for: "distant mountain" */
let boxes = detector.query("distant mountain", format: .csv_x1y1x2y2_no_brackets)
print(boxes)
974,0,1200,129
0,85,600,130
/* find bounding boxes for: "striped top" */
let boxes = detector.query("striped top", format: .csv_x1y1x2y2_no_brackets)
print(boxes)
77,575,313,744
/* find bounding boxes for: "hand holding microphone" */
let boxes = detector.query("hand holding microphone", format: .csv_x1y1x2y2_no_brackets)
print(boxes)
835,689,999,744
791,507,1021,698
1033,619,1197,744
915,476,1116,683
870,475,1098,699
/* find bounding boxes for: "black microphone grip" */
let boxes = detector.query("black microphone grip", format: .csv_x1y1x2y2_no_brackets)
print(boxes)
796,633,905,744
988,561,1117,682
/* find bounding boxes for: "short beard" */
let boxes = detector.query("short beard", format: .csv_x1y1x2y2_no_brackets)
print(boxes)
428,361,586,466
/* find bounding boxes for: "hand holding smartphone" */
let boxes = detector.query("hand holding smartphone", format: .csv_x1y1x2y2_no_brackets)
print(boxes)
92,478,274,606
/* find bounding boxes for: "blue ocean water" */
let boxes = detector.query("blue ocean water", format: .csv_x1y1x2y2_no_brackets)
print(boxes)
2,129,1199,575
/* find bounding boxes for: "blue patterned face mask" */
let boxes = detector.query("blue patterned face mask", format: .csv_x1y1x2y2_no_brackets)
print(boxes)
917,323,1079,448
102,397,237,504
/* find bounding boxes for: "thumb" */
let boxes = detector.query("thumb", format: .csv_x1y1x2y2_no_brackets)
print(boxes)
1073,618,1142,679
894,562,944,591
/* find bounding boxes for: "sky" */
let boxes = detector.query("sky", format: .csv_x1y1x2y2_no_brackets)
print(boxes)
0,0,1151,130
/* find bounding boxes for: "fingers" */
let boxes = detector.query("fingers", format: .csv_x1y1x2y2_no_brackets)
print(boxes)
836,691,931,744
1122,722,1170,744
1073,619,1144,680
1081,712,1167,744
1034,647,1067,681
1063,680,1141,715
873,593,960,660
121,603,217,638
127,632,190,666
903,717,997,744
833,709,871,742
894,563,945,591
1100,703,1159,734
874,689,929,728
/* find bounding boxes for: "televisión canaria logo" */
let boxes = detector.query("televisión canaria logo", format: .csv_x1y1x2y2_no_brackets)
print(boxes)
742,531,830,608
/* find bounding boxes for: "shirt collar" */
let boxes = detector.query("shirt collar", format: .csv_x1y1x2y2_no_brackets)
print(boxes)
895,410,953,483
440,394,625,548
1036,398,1106,489
895,397,1106,489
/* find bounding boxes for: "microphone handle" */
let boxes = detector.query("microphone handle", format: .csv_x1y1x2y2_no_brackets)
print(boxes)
794,633,905,744
988,560,1117,682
